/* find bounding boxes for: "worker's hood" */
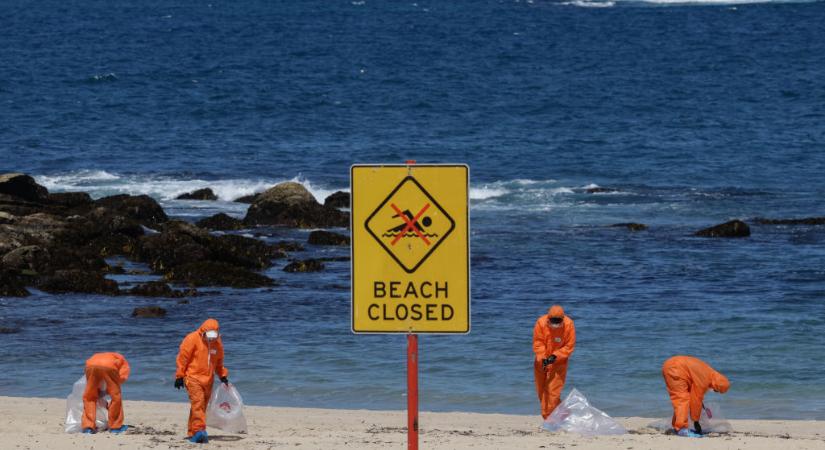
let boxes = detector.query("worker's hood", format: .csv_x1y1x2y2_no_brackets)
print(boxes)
710,372,730,394
548,305,565,319
197,318,220,335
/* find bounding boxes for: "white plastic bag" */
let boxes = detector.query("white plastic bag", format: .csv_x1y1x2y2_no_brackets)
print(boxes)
542,388,626,436
65,376,110,433
648,401,732,434
206,383,247,433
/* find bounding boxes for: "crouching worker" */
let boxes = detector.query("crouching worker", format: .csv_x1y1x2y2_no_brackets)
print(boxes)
662,355,730,437
82,352,130,434
533,305,576,419
175,318,230,444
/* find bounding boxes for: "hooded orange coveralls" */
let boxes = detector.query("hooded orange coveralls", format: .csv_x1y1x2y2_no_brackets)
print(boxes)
176,318,229,437
662,355,730,431
533,305,576,419
83,352,130,430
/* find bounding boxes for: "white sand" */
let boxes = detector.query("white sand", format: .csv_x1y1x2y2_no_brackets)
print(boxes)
1,396,823,449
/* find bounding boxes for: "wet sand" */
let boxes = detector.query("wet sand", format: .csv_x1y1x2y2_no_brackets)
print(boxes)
1,396,823,449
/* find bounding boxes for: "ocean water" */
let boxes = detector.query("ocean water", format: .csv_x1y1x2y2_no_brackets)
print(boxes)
2,0,825,420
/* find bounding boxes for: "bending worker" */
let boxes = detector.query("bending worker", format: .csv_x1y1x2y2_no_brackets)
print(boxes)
175,318,230,444
532,305,576,419
662,355,730,437
82,352,130,434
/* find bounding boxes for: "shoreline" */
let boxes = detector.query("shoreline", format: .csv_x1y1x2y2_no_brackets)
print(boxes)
1,396,823,449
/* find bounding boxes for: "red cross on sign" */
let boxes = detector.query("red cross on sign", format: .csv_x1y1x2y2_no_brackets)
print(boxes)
390,203,431,246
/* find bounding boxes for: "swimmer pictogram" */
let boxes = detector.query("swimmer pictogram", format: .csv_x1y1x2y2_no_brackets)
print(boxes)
365,176,455,273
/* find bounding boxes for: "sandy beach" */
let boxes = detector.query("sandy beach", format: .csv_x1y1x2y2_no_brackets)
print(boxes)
1,396,823,450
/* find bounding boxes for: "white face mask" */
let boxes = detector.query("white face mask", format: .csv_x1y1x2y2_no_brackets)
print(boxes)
205,330,218,340
550,322,562,329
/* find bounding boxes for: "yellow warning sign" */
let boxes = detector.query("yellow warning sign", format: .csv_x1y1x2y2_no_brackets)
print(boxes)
351,164,469,334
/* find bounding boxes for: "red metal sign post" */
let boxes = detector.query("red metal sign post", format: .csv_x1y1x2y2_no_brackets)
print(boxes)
407,333,419,450
404,159,419,450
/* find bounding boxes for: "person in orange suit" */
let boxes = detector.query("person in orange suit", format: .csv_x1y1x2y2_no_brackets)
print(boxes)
662,355,730,438
175,318,230,444
533,305,576,420
82,352,130,434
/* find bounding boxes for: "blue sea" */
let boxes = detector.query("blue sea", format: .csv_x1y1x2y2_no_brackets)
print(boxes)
1,0,824,421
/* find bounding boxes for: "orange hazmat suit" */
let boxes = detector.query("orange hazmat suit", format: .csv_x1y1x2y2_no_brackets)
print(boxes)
662,355,730,431
82,352,130,431
533,305,576,419
176,318,229,437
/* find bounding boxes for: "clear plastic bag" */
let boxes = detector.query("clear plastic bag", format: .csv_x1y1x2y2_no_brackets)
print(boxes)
65,376,110,433
206,383,247,434
542,388,626,436
648,401,732,434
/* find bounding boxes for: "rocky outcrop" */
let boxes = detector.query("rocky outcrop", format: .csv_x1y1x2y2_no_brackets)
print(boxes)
0,173,48,202
233,193,261,204
196,213,244,231
695,220,751,238
308,230,350,246
132,306,167,318
37,270,119,295
755,217,825,226
324,191,350,209
610,223,648,231
128,281,196,298
0,271,30,297
0,173,296,295
586,187,618,194
165,261,275,288
48,192,93,208
94,194,168,228
176,188,218,201
243,182,348,228
133,221,284,272
283,259,325,273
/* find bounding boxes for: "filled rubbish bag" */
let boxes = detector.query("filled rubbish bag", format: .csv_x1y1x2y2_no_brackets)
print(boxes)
65,376,110,433
542,388,626,436
648,401,732,434
206,383,247,433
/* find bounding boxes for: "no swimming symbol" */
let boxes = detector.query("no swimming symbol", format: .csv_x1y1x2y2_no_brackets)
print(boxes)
366,176,455,273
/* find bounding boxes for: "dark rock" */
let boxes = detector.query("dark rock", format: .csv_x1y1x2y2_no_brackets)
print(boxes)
0,211,16,224
610,223,648,231
1,245,50,273
242,182,349,228
755,217,825,226
209,233,286,268
0,173,49,202
196,213,244,231
233,193,261,204
308,230,350,246
324,191,350,209
276,241,305,252
317,256,351,262
283,259,325,273
165,261,275,288
586,187,618,194
695,220,751,238
176,188,218,201
38,270,119,295
128,281,191,298
133,221,282,272
48,192,92,208
132,306,167,318
95,194,168,228
0,271,30,297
